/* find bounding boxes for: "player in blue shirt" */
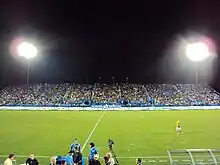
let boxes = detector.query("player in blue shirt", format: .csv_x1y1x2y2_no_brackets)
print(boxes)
50,156,66,165
88,142,98,160
70,138,81,152
65,151,73,165
81,156,85,165
50,154,84,165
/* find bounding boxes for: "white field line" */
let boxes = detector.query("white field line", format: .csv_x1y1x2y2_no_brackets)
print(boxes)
0,155,220,159
81,111,107,152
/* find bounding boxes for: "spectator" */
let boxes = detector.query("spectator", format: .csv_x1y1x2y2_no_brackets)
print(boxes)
88,142,98,161
73,147,83,165
0,83,219,106
88,155,101,165
26,153,39,165
65,151,74,165
136,158,142,165
4,154,15,165
104,152,115,165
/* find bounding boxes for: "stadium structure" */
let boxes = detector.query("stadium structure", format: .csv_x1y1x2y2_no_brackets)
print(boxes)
0,83,219,108
0,39,219,165
0,83,220,165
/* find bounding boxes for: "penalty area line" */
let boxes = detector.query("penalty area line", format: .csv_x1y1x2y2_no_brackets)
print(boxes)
81,111,107,152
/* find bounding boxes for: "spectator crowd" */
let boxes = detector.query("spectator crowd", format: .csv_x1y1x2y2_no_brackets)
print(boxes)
0,83,219,106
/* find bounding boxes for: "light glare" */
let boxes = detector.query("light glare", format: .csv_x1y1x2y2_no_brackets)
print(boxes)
186,42,209,62
17,42,38,59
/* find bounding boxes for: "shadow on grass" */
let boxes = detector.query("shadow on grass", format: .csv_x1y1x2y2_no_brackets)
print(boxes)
181,131,205,134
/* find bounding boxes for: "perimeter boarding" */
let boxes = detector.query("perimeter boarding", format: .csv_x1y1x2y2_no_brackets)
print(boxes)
1,105,220,111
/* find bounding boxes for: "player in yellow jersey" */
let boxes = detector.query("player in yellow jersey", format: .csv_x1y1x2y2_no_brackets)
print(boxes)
176,120,183,134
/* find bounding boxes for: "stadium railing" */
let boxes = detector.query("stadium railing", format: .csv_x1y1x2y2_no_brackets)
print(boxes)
168,149,220,165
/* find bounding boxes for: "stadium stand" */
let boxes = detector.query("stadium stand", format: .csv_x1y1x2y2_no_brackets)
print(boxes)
0,83,219,107
92,84,120,105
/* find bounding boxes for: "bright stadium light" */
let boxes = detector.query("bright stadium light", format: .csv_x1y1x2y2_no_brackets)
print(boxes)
17,42,38,59
186,42,209,62
17,41,38,85
174,33,217,85
185,41,212,87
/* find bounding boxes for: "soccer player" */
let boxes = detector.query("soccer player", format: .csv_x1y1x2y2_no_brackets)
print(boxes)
88,142,98,161
70,138,81,152
176,120,183,134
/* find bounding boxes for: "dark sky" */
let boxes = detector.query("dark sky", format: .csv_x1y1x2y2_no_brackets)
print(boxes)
0,0,220,85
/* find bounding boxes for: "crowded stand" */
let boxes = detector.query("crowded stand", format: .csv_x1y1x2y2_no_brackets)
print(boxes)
0,83,219,106
149,84,185,106
175,84,220,105
92,84,120,105
0,84,70,106
119,84,147,106
67,84,93,106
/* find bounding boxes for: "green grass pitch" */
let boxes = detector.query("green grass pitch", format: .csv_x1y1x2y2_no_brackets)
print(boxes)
0,110,220,165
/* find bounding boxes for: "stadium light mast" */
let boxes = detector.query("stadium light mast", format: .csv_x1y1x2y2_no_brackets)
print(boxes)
185,42,210,87
17,42,38,85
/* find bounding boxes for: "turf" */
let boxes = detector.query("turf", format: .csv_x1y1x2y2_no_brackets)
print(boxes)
0,110,220,165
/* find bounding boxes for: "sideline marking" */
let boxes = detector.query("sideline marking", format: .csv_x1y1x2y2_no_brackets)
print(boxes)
81,111,107,152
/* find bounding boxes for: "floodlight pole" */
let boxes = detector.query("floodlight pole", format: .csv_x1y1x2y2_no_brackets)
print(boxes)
210,53,216,78
27,59,30,85
195,61,199,88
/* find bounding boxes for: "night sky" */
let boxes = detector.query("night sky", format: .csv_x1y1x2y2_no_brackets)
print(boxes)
0,0,220,86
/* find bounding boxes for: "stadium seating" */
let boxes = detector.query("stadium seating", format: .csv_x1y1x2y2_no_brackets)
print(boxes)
0,83,219,107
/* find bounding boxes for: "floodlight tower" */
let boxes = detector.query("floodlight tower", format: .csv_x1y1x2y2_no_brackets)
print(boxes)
185,42,210,87
17,42,38,85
